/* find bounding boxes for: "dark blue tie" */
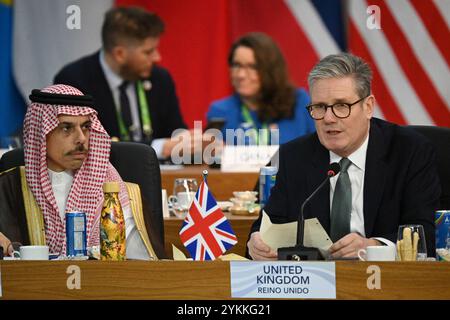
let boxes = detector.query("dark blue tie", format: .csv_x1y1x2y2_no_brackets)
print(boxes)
118,81,132,139
330,157,352,242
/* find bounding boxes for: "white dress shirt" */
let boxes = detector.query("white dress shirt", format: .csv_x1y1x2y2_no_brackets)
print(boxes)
99,51,166,158
100,51,142,142
329,134,394,247
48,169,73,222
48,168,152,259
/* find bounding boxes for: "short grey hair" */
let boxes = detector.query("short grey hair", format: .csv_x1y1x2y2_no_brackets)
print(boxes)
308,52,372,98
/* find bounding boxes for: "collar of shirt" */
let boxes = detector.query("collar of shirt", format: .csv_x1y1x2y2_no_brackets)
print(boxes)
329,132,369,172
48,168,74,186
48,168,74,222
99,50,142,141
99,50,123,90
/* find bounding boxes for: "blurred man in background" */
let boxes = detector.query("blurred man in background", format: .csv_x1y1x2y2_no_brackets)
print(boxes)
54,6,198,160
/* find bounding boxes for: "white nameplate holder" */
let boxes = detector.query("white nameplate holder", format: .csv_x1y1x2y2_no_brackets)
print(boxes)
220,145,279,172
230,261,336,299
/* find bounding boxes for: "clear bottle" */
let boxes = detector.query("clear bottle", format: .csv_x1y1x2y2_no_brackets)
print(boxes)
101,182,126,261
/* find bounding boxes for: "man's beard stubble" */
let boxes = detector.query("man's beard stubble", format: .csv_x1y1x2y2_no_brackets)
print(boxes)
118,62,151,81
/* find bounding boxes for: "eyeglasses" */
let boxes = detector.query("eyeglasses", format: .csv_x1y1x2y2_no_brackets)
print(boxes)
230,62,258,74
306,96,368,120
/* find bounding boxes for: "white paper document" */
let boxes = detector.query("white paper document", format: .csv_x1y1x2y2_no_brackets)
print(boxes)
260,211,333,257
172,244,189,261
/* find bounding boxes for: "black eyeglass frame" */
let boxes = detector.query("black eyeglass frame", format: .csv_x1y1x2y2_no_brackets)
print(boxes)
306,95,369,120
229,62,259,73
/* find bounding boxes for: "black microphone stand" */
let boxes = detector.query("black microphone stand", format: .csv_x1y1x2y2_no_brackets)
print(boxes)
278,164,340,261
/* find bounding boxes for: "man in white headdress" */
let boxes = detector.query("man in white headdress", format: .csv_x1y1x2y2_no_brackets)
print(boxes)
0,84,165,259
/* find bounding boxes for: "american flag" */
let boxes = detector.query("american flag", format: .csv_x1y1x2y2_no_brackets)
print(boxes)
125,0,450,128
229,0,450,126
4,1,449,140
347,0,450,126
179,181,237,261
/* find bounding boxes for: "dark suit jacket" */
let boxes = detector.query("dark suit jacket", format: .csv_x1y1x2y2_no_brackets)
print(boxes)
250,118,440,256
54,51,187,141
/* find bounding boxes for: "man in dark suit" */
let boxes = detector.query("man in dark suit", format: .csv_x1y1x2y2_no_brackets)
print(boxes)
54,7,195,160
247,53,440,260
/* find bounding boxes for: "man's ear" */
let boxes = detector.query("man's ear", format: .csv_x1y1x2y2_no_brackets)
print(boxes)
364,94,375,119
111,46,127,64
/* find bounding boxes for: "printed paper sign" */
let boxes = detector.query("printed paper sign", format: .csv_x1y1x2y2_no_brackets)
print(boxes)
230,261,336,299
221,146,279,172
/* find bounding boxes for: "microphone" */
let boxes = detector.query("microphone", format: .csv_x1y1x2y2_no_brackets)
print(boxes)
278,162,340,261
298,162,340,245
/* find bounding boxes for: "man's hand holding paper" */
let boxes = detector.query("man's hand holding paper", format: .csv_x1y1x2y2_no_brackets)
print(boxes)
247,232,278,261
248,211,333,260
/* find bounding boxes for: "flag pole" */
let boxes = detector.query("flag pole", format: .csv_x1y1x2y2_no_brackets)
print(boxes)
202,169,208,184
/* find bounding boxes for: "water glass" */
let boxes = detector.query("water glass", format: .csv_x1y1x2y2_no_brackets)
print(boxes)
168,178,198,218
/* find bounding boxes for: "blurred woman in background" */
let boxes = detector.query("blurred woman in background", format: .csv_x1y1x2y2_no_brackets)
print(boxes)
207,32,315,146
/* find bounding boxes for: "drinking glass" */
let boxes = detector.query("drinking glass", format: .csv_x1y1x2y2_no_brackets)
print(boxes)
168,178,198,218
397,224,427,261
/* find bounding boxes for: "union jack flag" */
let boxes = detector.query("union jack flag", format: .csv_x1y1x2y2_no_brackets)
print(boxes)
179,181,237,261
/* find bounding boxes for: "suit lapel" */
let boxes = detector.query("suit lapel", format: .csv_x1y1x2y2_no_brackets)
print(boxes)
91,52,120,136
307,136,331,233
363,120,388,237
